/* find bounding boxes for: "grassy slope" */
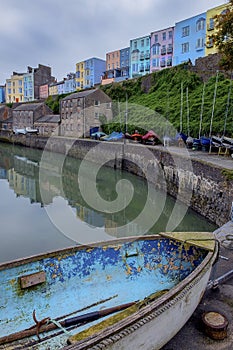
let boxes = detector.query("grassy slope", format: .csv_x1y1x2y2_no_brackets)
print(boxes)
101,64,233,138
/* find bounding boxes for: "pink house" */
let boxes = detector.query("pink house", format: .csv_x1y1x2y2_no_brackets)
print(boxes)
150,27,174,72
39,83,49,99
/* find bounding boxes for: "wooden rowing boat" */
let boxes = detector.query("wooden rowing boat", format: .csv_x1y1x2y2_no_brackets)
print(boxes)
0,232,218,350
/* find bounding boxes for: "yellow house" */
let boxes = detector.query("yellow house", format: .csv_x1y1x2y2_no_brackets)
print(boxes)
5,73,24,103
49,82,58,96
76,61,85,90
205,3,229,56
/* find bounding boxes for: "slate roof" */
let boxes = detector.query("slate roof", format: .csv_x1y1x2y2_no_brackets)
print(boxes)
62,89,98,100
13,103,45,111
35,114,60,123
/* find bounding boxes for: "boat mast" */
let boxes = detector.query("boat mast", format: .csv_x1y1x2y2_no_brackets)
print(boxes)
186,87,190,137
180,82,183,133
223,78,232,137
209,70,219,139
199,83,205,139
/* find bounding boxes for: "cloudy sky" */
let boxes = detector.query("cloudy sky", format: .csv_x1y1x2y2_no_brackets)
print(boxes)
0,0,227,84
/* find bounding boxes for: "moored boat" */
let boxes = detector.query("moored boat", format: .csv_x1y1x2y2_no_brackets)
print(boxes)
0,232,218,350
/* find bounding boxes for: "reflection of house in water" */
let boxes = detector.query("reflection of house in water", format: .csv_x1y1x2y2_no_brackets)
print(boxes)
8,168,37,202
104,217,142,238
0,168,7,179
75,204,105,228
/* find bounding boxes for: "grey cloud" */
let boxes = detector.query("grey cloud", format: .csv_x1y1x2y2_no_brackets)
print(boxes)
0,0,225,83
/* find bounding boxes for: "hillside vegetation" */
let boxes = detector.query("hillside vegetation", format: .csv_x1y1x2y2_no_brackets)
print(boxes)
100,64,233,138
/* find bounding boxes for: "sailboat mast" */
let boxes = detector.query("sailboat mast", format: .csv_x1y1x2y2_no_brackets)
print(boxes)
199,83,205,139
180,82,183,133
223,78,232,136
186,87,190,137
209,70,219,138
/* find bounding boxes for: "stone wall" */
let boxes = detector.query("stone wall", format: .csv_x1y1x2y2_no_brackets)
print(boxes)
1,132,232,227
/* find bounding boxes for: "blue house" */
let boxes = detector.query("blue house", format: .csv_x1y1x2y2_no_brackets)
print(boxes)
64,73,77,93
119,47,130,80
0,86,5,103
130,35,150,78
173,13,206,66
84,57,106,89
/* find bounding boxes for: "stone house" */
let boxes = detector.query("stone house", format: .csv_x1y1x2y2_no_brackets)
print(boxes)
0,105,13,131
12,102,53,131
60,89,112,138
34,114,61,136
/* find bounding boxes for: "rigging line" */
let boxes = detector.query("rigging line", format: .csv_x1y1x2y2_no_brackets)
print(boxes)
209,70,219,138
186,86,190,137
223,78,232,137
180,82,183,133
118,99,122,131
199,83,205,139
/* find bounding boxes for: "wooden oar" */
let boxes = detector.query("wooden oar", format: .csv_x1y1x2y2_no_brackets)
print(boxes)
0,301,136,345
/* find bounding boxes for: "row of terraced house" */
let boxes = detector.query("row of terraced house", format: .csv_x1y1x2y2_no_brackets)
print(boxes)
0,2,228,106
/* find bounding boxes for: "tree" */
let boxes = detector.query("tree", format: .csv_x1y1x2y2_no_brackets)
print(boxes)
211,0,233,71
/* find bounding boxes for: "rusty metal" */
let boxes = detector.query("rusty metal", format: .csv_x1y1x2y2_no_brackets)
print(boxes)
32,310,50,340
202,311,228,340
0,301,136,345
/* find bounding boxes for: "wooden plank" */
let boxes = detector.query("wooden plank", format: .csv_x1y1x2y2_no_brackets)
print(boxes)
159,232,216,251
20,271,46,289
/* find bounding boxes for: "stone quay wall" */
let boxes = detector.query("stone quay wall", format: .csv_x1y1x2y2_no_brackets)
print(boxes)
1,132,233,227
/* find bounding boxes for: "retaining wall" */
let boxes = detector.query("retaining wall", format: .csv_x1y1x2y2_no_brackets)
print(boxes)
1,133,233,227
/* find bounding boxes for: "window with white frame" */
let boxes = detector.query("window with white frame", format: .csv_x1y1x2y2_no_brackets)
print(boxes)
196,38,204,49
181,42,189,53
196,18,205,31
152,44,160,55
182,26,190,37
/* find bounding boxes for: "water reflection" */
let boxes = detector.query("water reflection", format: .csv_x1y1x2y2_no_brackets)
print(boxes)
0,142,216,262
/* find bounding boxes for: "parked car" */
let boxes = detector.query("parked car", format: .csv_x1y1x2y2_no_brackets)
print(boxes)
13,128,27,135
25,127,39,134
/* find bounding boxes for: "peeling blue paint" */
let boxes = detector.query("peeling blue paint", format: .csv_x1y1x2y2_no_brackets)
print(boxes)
0,237,207,348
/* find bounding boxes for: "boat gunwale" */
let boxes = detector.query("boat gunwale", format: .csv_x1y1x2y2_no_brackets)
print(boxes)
65,241,218,350
0,234,162,271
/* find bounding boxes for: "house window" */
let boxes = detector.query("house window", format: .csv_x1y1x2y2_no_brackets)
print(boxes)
196,38,204,49
141,39,144,47
154,34,158,42
134,41,137,49
208,18,214,30
132,63,138,72
182,26,190,37
206,37,214,48
196,18,205,31
162,32,166,40
95,112,99,119
146,38,149,46
152,44,160,55
161,45,166,54
182,42,189,53
152,58,159,67
168,30,173,39
94,100,100,106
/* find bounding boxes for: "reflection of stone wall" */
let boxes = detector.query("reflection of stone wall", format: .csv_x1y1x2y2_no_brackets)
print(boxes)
1,134,232,226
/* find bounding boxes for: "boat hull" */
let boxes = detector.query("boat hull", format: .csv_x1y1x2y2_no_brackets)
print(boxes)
68,258,212,350
0,234,218,350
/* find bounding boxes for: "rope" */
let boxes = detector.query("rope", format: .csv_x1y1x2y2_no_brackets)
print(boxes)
47,319,71,336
